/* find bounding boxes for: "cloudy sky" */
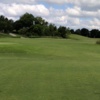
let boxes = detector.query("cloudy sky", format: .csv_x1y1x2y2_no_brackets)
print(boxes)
0,0,100,30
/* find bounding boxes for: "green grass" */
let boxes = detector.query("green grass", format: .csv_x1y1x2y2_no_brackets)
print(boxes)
0,36,100,100
0,33,12,38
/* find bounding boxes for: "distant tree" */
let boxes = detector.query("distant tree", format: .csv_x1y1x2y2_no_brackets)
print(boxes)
20,13,35,28
14,13,35,33
0,13,71,38
75,29,81,35
32,24,43,36
42,26,50,36
0,15,14,33
70,29,75,34
58,26,70,38
90,29,100,38
81,28,90,37
18,27,28,36
0,15,5,32
6,19,14,33
48,24,57,37
35,16,48,26
14,20,23,32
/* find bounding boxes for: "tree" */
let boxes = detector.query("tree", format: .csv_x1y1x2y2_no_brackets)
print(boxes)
42,26,50,36
58,26,70,38
35,16,48,26
14,13,35,33
81,28,90,37
18,27,28,35
75,29,81,35
20,13,35,28
0,15,5,32
14,20,23,32
70,29,75,34
90,29,100,38
6,19,14,33
32,24,43,36
0,15,14,33
48,24,57,37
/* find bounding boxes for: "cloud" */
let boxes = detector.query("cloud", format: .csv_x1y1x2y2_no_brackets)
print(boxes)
65,6,100,18
1,0,100,10
66,6,81,17
0,0,36,4
0,0,100,30
39,0,100,11
0,3,49,19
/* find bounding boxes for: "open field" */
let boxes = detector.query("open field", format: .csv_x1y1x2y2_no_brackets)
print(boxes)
0,36,100,100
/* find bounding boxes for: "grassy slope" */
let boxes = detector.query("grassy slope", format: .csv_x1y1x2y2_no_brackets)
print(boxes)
0,35,100,100
0,33,21,38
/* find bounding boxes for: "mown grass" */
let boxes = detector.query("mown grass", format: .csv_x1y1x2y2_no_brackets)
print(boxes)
0,36,100,100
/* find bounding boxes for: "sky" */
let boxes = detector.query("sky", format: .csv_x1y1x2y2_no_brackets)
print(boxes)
0,0,100,30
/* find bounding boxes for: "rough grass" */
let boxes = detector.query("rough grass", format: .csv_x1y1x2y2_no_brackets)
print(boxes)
0,33,21,38
0,36,100,100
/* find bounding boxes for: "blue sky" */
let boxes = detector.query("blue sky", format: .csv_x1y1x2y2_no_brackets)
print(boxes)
0,0,100,30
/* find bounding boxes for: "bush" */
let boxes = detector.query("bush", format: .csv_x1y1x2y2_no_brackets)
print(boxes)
96,40,100,44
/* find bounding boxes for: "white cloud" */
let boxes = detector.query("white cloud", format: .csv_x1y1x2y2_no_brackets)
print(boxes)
41,0,100,6
0,0,36,4
66,6,81,17
0,3,49,19
0,0,100,30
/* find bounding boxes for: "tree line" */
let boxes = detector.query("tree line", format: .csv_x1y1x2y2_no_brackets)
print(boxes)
0,13,100,38
71,28,100,38
0,13,70,38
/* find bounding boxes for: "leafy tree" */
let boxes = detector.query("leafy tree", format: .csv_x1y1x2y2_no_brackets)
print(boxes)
75,29,81,35
42,26,50,36
33,24,43,36
20,13,35,28
35,16,48,26
14,20,23,32
0,15,14,33
48,24,57,37
90,29,100,38
0,13,72,38
70,29,75,34
0,15,5,32
18,27,28,36
6,19,14,33
58,26,70,38
81,28,90,37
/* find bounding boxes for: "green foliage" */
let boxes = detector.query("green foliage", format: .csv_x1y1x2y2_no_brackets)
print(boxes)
0,13,71,38
42,26,50,36
0,15,14,33
14,20,23,31
75,29,81,35
20,13,34,27
35,16,48,25
81,28,89,37
90,29,100,38
48,24,57,36
33,24,43,36
18,27,28,35
13,13,71,38
58,26,70,38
